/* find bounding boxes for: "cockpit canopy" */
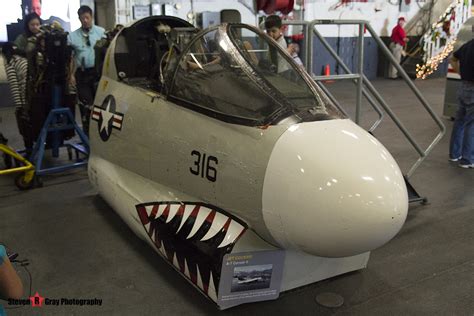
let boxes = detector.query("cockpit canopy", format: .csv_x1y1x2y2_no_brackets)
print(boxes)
113,16,345,126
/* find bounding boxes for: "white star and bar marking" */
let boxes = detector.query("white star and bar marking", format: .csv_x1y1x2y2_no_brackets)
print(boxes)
92,98,124,137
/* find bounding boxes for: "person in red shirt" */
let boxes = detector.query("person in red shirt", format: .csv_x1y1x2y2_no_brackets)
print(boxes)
388,17,408,79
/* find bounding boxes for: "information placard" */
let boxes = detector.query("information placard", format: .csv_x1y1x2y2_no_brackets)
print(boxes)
217,250,285,309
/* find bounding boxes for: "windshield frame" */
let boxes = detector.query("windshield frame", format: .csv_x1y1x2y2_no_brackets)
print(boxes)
226,24,329,114
166,23,343,126
167,25,294,126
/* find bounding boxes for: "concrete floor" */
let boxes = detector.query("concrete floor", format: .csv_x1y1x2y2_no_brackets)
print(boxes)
0,78,473,315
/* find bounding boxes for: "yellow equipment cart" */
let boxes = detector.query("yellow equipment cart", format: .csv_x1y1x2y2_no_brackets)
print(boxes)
0,133,36,190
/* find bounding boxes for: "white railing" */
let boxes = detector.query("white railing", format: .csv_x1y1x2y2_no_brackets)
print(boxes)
422,0,471,62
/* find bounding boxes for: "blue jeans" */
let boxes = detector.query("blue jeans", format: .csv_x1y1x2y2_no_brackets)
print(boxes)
449,81,474,163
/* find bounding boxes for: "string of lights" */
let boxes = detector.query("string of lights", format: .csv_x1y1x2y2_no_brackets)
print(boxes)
416,38,456,79
419,0,464,76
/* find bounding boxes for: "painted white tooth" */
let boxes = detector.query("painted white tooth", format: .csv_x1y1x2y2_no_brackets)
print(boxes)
218,221,245,248
156,204,167,218
186,207,212,239
160,243,167,257
196,265,204,291
200,212,228,241
176,204,195,234
208,273,217,302
184,259,191,279
145,205,157,220
144,222,150,234
145,205,154,217
166,204,181,223
153,233,161,248
172,253,180,270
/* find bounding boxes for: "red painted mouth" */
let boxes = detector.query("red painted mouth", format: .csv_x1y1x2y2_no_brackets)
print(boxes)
136,201,247,301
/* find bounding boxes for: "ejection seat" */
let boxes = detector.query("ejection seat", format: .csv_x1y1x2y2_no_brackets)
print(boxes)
113,16,196,93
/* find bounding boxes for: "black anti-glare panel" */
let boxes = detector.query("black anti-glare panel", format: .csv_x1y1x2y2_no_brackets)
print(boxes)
220,10,241,24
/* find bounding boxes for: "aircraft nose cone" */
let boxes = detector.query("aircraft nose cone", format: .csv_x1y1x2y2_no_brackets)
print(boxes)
262,119,408,257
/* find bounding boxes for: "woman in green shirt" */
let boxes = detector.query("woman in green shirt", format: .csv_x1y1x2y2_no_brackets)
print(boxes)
14,13,41,53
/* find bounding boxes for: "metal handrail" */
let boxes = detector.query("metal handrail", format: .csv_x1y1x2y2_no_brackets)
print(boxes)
285,19,446,179
310,27,384,133
284,20,384,132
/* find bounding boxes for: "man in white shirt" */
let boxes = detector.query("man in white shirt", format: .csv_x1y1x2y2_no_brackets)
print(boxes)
68,5,105,136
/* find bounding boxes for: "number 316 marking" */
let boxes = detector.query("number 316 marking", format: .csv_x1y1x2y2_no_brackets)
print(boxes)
190,150,218,182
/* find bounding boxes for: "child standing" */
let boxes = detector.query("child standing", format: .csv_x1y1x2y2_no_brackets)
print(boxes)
264,15,290,73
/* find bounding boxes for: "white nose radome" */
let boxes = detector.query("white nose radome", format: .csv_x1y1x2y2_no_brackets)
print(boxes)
262,119,408,257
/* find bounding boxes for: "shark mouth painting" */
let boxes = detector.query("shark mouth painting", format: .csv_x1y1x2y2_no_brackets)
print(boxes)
136,202,248,302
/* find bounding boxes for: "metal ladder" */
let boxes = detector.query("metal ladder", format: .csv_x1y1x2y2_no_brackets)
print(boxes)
285,19,446,203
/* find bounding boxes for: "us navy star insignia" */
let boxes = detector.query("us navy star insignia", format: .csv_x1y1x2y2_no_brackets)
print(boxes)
91,95,124,142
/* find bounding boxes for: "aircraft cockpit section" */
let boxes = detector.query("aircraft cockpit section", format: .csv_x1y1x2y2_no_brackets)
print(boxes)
110,16,345,126
167,24,346,126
